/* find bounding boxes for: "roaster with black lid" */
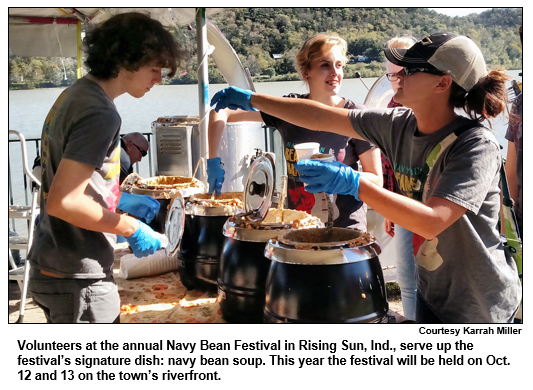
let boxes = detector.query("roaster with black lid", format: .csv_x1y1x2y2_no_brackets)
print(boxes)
216,152,275,322
217,153,323,323
263,223,389,323
219,211,323,323
177,191,243,292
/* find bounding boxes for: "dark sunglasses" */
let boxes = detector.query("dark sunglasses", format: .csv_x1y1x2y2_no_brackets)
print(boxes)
403,67,446,77
132,143,147,157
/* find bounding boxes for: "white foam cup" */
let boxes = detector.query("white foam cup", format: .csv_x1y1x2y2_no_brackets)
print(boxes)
294,142,320,161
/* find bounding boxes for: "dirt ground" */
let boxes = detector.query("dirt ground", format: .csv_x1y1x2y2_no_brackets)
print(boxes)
9,280,47,323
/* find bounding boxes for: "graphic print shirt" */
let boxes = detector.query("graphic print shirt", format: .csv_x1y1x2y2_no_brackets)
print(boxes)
261,94,374,230
348,107,521,322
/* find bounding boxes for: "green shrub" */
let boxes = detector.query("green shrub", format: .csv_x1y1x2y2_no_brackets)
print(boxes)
264,67,276,77
386,282,401,299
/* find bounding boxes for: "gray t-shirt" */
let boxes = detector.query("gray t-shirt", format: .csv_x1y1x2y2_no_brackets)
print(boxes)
349,107,521,323
28,77,122,279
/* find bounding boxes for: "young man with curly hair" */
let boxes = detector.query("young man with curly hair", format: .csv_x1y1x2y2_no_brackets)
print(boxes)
27,12,187,323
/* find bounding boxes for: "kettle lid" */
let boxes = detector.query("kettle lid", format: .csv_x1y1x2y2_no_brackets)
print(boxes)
243,155,274,222
164,193,185,257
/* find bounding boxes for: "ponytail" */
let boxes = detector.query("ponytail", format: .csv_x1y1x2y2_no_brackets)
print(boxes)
449,69,511,127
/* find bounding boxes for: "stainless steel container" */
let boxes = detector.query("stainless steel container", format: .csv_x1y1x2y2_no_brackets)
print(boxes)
217,121,266,193
151,116,201,177
151,116,267,193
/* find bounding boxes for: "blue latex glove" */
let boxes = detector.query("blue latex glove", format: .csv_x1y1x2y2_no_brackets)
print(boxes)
207,157,225,195
126,221,162,258
295,160,361,200
210,86,258,112
117,193,160,224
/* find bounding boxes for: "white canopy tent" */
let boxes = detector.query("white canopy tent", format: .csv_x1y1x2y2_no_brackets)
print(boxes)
8,7,255,184
8,8,222,57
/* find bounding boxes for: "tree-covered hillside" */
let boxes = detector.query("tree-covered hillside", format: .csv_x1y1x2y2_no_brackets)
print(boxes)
8,7,522,89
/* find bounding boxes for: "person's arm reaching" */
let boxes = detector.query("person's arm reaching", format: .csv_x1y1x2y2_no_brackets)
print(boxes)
47,158,161,257
295,159,466,240
504,140,518,206
358,147,383,187
208,108,227,160
47,158,139,236
501,140,518,234
207,107,262,194
250,94,357,138
208,108,262,158
211,86,362,140
357,179,466,240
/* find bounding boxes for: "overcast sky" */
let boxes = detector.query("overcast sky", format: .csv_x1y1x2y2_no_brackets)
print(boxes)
428,8,492,17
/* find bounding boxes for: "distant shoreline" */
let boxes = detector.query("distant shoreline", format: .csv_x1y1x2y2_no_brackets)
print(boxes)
8,68,523,92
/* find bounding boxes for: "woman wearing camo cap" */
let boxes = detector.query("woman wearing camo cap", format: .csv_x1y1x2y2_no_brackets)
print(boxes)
211,32,522,323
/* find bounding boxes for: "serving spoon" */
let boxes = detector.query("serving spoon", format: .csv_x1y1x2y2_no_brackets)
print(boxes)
325,193,335,237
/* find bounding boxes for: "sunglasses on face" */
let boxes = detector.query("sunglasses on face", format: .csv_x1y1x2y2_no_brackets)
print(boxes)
387,67,446,81
403,67,446,77
133,143,147,157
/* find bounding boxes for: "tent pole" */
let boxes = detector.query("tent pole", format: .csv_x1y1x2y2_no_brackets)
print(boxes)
77,20,82,79
196,8,209,185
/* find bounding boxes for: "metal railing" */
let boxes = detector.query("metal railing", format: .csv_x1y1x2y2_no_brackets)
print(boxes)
8,132,155,234
8,127,284,234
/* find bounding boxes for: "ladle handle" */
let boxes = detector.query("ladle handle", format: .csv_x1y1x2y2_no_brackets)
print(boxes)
325,193,335,230
193,157,205,180
235,208,261,220
279,175,288,208
277,175,288,223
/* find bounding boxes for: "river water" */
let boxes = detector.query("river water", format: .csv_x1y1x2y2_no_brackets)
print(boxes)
8,72,521,235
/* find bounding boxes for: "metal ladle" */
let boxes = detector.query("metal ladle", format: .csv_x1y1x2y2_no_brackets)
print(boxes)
193,157,204,179
277,175,288,223
191,156,214,199
192,156,219,199
325,193,335,236
354,72,370,91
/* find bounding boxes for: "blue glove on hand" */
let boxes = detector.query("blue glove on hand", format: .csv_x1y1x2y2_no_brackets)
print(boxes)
126,221,162,258
210,86,258,112
207,157,225,196
117,193,160,224
295,160,361,200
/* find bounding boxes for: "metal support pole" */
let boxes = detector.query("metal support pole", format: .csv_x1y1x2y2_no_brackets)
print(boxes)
195,8,209,185
147,133,153,177
77,20,82,79
9,162,15,231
